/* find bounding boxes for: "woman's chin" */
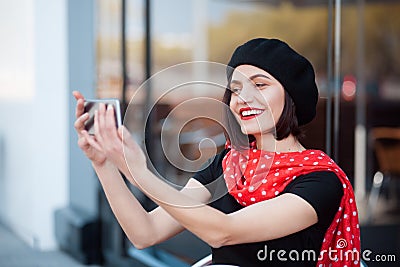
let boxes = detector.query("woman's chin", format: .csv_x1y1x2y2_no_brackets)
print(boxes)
240,125,273,135
240,127,263,137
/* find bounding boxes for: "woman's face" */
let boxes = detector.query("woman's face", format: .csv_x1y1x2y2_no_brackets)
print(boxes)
229,65,285,136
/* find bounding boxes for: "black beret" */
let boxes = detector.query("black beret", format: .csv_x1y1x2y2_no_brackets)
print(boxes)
227,38,319,126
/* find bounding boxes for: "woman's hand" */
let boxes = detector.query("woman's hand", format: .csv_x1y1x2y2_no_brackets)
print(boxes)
94,103,147,185
73,91,107,167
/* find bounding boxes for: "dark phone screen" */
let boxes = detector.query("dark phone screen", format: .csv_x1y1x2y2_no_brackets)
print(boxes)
84,100,121,135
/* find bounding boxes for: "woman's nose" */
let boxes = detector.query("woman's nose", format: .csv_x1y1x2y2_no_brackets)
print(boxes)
237,86,255,104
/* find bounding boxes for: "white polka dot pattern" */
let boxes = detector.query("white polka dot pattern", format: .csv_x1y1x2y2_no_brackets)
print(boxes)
222,144,361,267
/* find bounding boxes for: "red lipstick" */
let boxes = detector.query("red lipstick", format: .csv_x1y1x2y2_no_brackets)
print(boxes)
239,107,265,120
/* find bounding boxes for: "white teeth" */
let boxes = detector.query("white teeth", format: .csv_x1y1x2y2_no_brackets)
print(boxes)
241,109,263,117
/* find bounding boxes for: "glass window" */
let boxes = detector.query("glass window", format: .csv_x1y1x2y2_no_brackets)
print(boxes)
96,0,122,98
341,1,400,222
96,1,400,265
97,0,145,99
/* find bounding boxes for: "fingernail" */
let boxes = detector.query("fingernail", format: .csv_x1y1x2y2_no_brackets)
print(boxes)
107,104,113,110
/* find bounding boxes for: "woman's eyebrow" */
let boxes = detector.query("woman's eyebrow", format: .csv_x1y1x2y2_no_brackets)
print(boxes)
249,74,271,80
230,80,242,85
230,74,271,84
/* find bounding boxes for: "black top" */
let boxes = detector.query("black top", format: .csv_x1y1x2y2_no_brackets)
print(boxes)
193,149,343,267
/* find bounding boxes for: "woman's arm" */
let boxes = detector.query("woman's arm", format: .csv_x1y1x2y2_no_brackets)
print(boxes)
95,103,318,248
93,161,211,249
134,167,317,248
73,91,212,249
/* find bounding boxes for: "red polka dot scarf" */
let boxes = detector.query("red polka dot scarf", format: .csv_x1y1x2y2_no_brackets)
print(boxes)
222,143,361,266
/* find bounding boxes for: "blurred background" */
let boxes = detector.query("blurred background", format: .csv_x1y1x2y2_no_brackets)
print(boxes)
0,0,399,266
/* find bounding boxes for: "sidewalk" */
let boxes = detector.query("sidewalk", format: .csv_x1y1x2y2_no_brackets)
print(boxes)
0,223,95,267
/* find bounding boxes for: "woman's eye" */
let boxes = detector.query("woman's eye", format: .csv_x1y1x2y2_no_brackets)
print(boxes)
255,83,266,88
231,87,241,95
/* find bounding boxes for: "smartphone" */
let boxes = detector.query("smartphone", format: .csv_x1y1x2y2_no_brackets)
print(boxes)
83,98,122,135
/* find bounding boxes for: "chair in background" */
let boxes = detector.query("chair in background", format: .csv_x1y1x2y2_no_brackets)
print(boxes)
367,127,400,222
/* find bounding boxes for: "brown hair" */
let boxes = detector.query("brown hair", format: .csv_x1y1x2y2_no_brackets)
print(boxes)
222,87,304,148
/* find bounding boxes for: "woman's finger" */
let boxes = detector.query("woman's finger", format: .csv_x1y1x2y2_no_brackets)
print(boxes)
72,90,85,101
81,130,104,152
94,110,103,143
77,135,90,150
97,103,107,137
73,91,85,119
75,98,85,119
119,126,140,150
74,112,89,132
104,105,119,139
117,126,124,140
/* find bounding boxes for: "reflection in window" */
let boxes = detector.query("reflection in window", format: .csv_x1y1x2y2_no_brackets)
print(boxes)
96,0,145,100
208,1,329,95
342,2,400,100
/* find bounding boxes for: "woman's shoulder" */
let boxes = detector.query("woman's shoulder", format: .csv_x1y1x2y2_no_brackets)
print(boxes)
283,171,343,227
192,148,230,185
284,170,343,194
207,148,230,170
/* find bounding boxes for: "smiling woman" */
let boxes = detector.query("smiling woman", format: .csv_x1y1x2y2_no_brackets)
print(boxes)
228,65,286,142
74,38,361,267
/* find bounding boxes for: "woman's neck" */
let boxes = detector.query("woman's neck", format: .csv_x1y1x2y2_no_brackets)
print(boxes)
253,133,305,153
